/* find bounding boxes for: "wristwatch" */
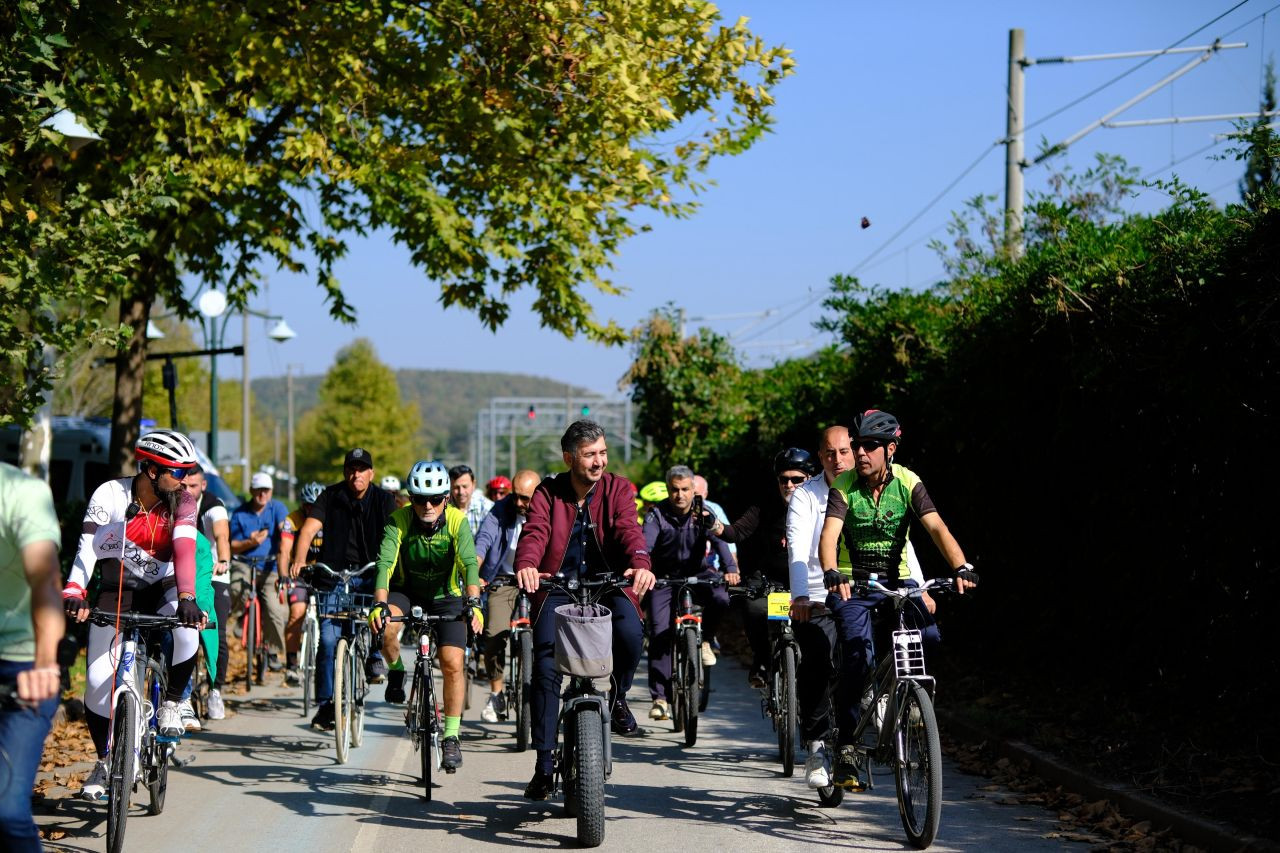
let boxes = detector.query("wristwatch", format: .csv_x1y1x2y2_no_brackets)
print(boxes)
178,592,196,601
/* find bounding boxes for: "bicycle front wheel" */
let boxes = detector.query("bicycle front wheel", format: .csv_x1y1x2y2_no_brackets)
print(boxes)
416,665,434,798
243,596,259,691
777,645,797,777
106,694,136,853
143,663,168,815
682,629,700,747
300,616,317,717
895,682,943,849
572,704,606,847
334,638,351,764
515,631,533,752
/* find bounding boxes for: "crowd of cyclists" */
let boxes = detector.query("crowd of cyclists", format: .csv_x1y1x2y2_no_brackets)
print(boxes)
0,410,977,849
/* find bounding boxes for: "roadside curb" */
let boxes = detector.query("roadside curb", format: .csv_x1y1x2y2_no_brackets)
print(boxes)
937,708,1280,853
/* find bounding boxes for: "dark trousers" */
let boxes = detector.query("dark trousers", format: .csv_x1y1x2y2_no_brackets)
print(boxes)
742,594,771,670
211,582,230,689
645,582,729,701
531,589,644,752
828,582,941,745
793,612,837,743
0,660,59,852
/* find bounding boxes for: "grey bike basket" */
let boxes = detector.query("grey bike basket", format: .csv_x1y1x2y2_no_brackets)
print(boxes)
554,603,613,682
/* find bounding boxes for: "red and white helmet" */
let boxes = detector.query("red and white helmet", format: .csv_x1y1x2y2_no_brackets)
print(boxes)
135,429,199,468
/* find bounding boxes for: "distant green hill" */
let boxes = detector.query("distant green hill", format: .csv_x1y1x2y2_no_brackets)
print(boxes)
252,370,599,460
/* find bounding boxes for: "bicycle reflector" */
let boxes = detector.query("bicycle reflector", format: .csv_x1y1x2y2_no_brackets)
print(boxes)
892,630,927,679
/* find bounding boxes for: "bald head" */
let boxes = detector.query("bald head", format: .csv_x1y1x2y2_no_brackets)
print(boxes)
692,475,710,499
512,469,541,517
819,425,853,483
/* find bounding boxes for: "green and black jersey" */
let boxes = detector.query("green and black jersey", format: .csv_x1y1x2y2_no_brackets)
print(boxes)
375,505,479,601
825,463,936,580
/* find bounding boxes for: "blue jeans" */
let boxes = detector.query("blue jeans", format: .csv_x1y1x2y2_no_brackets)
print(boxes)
0,659,59,852
828,580,941,745
314,577,380,706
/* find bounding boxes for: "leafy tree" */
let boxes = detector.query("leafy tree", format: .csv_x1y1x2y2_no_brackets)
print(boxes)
5,1,792,474
294,339,420,486
1239,58,1278,209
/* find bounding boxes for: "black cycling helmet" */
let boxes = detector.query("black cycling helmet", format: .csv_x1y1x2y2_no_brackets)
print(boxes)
853,409,902,443
773,447,819,476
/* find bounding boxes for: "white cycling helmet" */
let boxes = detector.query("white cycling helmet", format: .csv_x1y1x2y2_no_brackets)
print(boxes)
136,429,199,468
381,475,402,492
406,460,450,497
300,482,324,504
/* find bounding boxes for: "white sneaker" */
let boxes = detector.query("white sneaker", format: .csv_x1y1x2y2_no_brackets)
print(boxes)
157,701,184,738
206,689,225,720
649,699,670,720
804,741,830,789
480,693,500,723
80,758,109,801
178,698,201,732
700,641,717,667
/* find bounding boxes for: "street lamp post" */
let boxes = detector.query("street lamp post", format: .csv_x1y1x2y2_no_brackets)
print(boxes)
197,289,231,469
240,310,296,492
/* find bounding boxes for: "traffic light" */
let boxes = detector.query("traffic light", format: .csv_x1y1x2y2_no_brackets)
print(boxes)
580,404,590,417
527,405,536,420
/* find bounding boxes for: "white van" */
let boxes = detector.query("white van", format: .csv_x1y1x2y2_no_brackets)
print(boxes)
0,416,239,506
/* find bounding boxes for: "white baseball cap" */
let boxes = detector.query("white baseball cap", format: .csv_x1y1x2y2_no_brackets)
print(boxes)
250,472,273,490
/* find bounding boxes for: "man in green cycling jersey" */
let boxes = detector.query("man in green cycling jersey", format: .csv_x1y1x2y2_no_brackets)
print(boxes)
368,460,482,772
818,410,976,790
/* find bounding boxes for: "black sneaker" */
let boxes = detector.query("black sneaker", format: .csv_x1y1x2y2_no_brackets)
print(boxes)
385,669,406,704
610,697,644,738
833,745,865,791
366,655,388,685
748,665,767,689
441,736,462,772
310,702,335,731
267,654,283,672
524,771,555,800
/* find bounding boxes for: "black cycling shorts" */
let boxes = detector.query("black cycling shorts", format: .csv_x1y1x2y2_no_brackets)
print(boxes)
386,591,468,650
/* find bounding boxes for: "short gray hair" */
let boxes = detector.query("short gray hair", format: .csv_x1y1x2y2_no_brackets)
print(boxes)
666,465,695,485
561,419,606,454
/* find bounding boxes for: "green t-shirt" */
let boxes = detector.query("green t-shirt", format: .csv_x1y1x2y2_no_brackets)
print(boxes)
375,505,478,601
195,531,218,682
826,463,936,581
0,463,62,661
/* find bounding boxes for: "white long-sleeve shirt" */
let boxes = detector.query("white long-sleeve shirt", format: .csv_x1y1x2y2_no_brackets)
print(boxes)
785,475,923,603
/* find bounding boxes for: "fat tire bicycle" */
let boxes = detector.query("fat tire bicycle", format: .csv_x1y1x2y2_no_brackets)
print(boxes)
486,576,534,751
311,561,377,764
87,608,185,853
818,573,974,849
538,573,634,848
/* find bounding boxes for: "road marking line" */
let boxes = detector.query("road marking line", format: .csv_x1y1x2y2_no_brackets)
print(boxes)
351,732,413,852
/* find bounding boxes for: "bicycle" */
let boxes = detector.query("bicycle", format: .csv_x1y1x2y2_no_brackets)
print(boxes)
232,558,271,690
290,574,320,718
385,607,468,800
538,573,632,849
86,608,184,853
654,575,727,748
486,575,534,751
311,561,377,764
819,573,971,849
730,580,800,776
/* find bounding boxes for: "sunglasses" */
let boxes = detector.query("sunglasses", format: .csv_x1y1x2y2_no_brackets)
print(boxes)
411,493,448,507
161,465,195,479
854,440,885,452
777,475,807,486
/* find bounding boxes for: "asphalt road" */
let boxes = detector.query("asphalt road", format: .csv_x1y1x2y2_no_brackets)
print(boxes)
37,657,1082,852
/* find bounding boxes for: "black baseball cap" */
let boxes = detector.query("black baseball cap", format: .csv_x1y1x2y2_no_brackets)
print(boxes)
344,448,374,469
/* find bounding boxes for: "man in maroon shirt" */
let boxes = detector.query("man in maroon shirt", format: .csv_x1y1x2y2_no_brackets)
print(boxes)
515,420,655,800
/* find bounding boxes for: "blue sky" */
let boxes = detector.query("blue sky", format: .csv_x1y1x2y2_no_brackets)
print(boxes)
227,1,1278,396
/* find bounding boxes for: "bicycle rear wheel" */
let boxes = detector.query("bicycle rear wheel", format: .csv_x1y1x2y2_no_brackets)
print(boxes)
777,645,797,777
351,631,368,748
243,596,258,691
334,638,351,764
895,682,942,849
515,630,532,752
300,615,317,717
144,663,168,815
106,694,136,853
682,629,700,747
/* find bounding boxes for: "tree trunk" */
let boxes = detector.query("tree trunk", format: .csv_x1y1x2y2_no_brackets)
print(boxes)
109,292,152,476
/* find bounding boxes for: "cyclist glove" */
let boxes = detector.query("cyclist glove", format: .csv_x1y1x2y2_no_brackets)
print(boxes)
176,597,204,626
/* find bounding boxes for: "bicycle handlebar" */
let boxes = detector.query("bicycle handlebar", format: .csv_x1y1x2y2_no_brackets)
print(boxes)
311,561,378,583
87,609,184,630
654,575,729,589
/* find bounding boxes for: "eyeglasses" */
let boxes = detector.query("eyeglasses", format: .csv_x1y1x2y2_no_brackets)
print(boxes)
777,475,807,486
411,493,448,507
853,440,885,453
162,465,195,479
